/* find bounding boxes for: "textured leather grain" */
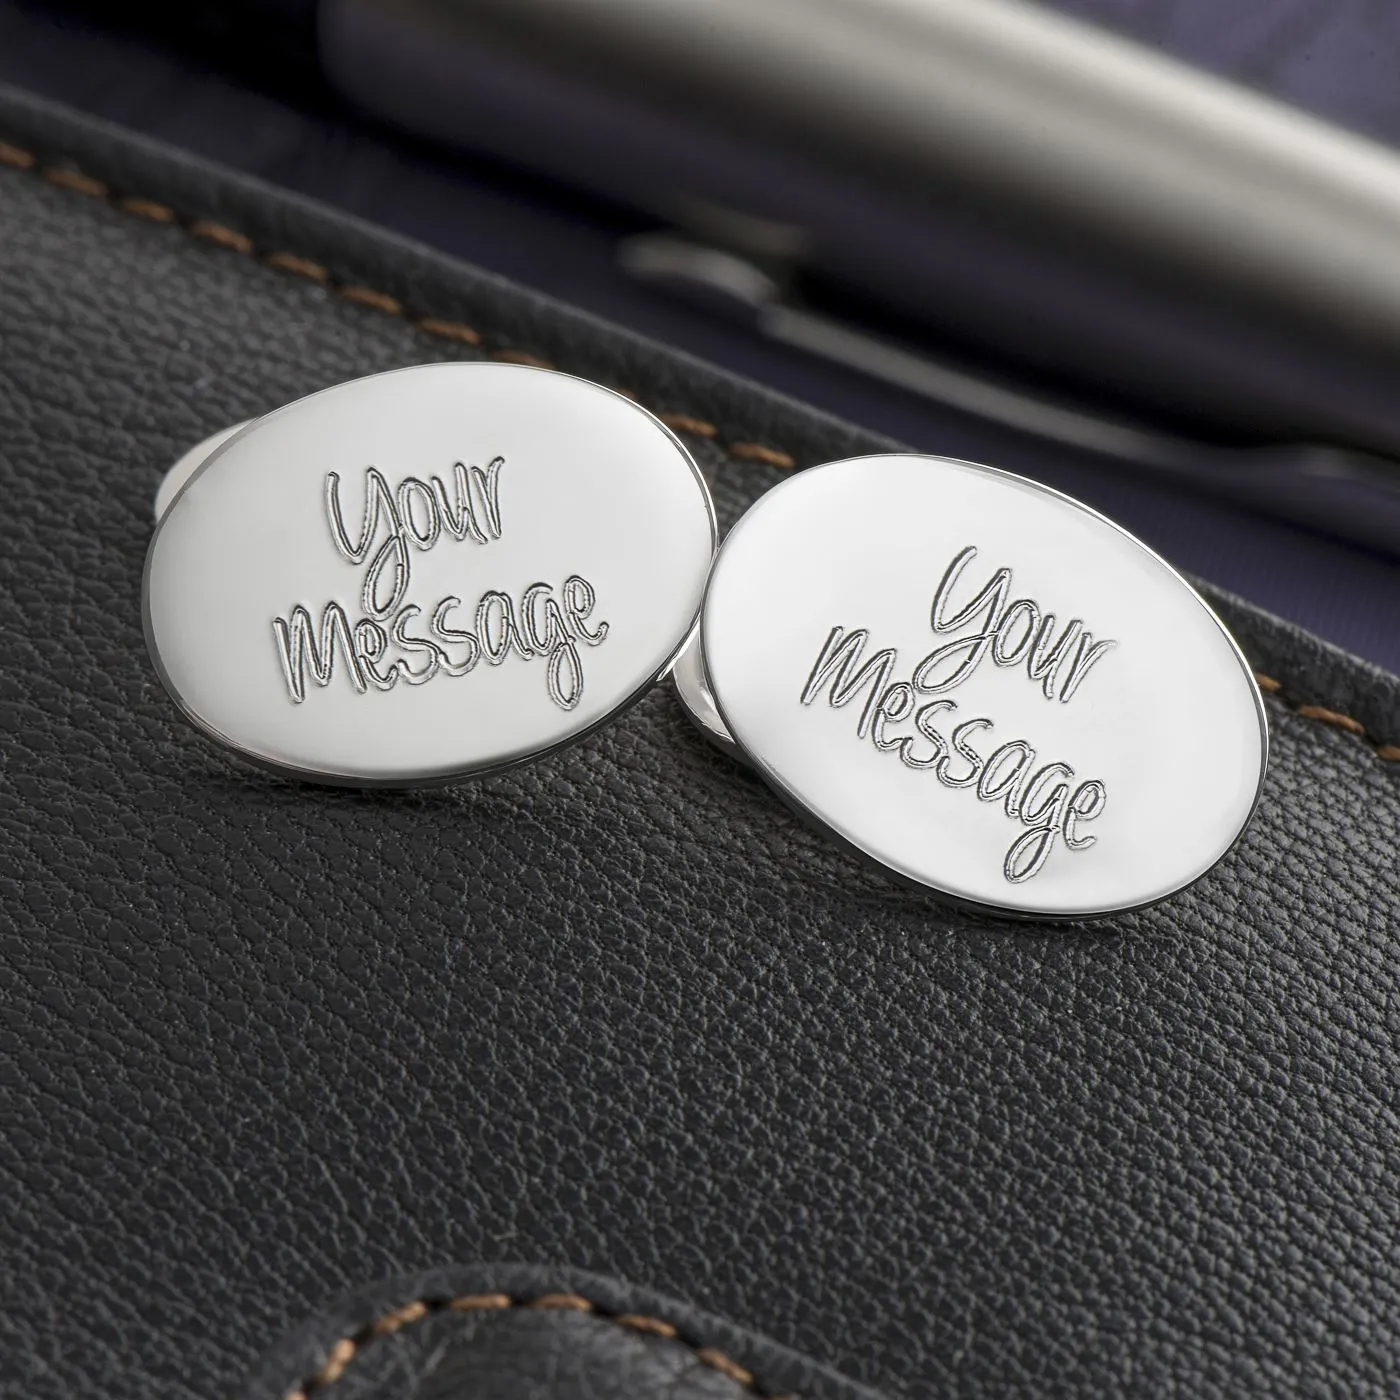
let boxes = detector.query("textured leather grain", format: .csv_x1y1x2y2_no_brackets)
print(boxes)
1,84,1398,1400
241,1264,886,1400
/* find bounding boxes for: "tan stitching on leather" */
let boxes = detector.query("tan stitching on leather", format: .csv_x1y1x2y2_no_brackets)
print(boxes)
492,348,555,368
189,218,253,254
617,1312,679,1339
1252,673,1398,759
278,1292,791,1400
266,251,329,282
339,284,402,314
369,1300,429,1336
447,1292,512,1311
44,166,106,196
118,196,175,222
3,142,802,471
416,316,482,345
728,441,797,469
312,1337,356,1388
529,1292,595,1311
1293,703,1368,736
697,1346,756,1386
6,138,1400,768
658,413,719,438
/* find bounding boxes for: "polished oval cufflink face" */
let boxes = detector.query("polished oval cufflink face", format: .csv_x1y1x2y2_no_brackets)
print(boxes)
678,454,1267,919
144,363,716,785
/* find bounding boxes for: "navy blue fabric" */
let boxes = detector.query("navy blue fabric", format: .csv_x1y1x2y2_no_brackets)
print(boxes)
1058,0,1400,148
0,0,1396,671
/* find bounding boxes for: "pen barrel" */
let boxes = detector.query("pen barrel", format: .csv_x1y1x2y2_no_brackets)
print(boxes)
325,0,1400,459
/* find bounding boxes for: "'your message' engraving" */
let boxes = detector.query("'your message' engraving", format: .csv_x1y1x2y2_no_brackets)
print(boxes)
272,458,608,710
801,545,1114,884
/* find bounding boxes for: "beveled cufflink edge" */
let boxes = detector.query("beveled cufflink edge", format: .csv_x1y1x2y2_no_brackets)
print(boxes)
672,452,1270,923
155,420,252,523
144,363,719,790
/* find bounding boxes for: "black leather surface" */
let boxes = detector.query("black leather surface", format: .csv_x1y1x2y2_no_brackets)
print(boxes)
242,1264,885,1400
1,85,1398,1400
7,2,1400,676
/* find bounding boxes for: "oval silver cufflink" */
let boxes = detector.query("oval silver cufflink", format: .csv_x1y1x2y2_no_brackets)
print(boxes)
144,363,717,786
673,454,1268,920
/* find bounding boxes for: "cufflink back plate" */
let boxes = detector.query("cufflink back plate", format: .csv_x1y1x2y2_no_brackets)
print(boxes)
676,454,1268,920
144,363,716,786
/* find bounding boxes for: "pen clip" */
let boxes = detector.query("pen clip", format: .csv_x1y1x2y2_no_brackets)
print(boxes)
620,230,1400,558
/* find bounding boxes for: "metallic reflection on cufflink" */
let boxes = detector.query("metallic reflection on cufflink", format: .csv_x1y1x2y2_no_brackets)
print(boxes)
144,363,717,787
673,453,1267,921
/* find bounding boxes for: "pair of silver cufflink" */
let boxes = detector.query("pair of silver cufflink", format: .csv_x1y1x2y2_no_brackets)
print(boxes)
144,362,1267,920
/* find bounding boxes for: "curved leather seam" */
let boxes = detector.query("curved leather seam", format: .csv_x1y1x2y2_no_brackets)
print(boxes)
281,1290,796,1400
0,142,793,471
2,139,1398,768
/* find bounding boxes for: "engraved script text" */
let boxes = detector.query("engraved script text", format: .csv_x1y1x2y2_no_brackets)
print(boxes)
272,459,608,710
801,546,1114,883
